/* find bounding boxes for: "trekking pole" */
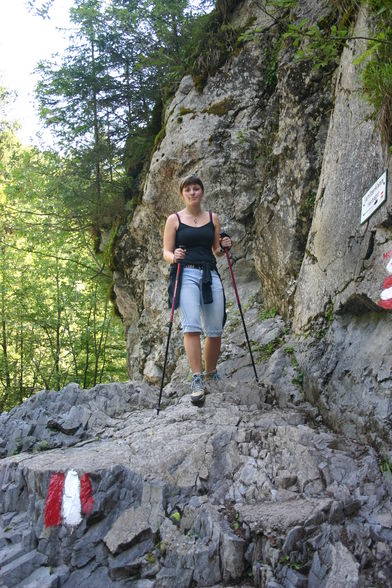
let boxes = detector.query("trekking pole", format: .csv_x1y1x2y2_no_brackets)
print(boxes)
157,247,184,415
221,233,258,382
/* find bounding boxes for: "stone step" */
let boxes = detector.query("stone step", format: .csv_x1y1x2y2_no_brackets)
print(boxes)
0,513,17,528
4,512,29,527
0,523,32,548
0,511,32,552
18,564,70,588
1,550,48,587
0,542,26,567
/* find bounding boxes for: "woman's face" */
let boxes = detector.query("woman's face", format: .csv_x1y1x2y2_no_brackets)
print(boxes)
181,183,203,205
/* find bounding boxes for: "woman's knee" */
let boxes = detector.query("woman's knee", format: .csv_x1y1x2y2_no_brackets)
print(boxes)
184,332,201,339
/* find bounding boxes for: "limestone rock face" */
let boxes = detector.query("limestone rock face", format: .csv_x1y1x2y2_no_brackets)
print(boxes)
295,311,392,448
291,7,392,445
293,7,391,328
114,0,334,382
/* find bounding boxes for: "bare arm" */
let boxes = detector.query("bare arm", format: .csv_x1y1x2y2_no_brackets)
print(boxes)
163,214,186,264
212,213,232,257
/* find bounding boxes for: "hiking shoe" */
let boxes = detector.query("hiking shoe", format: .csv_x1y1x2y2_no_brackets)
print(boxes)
203,370,221,394
204,370,221,383
190,374,205,404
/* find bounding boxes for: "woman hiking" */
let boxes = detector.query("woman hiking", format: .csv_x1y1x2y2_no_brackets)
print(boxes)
163,175,232,404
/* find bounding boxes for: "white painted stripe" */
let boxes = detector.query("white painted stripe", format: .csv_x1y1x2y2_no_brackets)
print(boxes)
380,286,392,301
62,470,82,526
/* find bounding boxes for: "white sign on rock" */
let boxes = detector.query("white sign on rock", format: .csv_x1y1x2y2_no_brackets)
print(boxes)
361,170,388,224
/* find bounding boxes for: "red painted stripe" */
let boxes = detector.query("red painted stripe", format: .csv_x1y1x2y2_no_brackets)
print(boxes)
377,298,392,310
382,275,392,289
44,473,65,527
80,474,94,514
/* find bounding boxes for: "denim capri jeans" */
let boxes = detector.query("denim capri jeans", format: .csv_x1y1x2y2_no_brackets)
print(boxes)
179,268,224,337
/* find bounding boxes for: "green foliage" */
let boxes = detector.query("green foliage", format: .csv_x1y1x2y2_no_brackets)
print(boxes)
0,125,127,411
284,345,302,386
125,135,155,180
102,222,121,271
359,2,392,146
152,126,167,152
291,372,303,387
37,440,51,451
283,16,353,73
267,0,297,8
279,554,307,570
379,455,392,475
145,552,156,564
233,511,240,530
299,192,316,220
278,0,392,145
258,307,278,321
178,107,194,116
202,97,233,116
169,510,181,524
188,1,246,93
251,337,283,362
236,128,248,145
264,43,280,93
12,439,23,455
325,303,334,322
33,0,214,224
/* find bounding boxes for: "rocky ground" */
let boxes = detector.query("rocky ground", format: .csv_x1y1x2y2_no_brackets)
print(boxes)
0,311,391,587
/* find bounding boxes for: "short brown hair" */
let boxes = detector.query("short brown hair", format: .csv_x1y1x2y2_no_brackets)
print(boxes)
179,175,204,194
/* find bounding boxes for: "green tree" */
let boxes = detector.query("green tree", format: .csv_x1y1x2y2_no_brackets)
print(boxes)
0,120,127,410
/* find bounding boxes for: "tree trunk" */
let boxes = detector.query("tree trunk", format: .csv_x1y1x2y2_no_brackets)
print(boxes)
19,323,24,403
94,288,109,386
0,244,11,410
91,39,101,200
83,302,93,389
55,258,61,390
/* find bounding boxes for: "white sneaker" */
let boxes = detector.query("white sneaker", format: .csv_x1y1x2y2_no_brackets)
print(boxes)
190,374,205,403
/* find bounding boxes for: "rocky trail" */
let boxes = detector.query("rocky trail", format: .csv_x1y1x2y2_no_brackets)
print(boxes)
0,317,391,587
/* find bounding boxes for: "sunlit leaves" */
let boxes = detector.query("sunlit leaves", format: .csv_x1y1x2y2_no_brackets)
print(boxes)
0,126,127,411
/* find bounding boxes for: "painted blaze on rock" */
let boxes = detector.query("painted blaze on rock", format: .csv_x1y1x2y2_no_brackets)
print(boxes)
378,251,392,309
44,470,94,527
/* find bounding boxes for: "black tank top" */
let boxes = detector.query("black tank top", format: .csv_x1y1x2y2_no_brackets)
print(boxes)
175,211,216,266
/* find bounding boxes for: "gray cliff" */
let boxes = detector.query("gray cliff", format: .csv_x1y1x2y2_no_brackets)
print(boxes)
1,1,392,586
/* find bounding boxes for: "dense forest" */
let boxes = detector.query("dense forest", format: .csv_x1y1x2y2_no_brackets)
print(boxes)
0,90,128,411
0,0,391,411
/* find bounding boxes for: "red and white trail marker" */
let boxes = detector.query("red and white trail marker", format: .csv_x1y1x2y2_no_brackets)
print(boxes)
44,470,94,527
377,258,392,310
